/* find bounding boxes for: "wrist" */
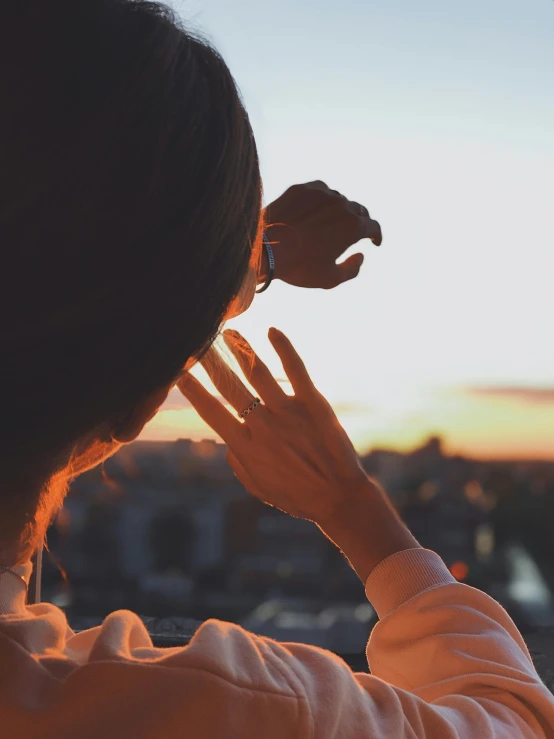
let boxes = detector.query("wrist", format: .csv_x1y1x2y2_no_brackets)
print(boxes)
256,234,275,293
258,246,269,283
317,479,421,585
263,223,298,282
314,476,381,529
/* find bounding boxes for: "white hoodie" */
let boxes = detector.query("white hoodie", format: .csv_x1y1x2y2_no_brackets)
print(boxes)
0,548,552,738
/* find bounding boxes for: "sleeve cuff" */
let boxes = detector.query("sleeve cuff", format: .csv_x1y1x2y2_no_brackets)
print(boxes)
365,548,457,620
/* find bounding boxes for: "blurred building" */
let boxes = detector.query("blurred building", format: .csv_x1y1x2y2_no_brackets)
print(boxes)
43,436,554,640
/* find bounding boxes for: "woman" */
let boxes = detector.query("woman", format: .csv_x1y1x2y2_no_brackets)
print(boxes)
0,2,552,737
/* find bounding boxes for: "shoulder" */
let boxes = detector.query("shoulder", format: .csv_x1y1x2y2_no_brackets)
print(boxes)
178,618,307,696
181,618,361,711
59,616,316,739
92,611,353,701
87,610,319,702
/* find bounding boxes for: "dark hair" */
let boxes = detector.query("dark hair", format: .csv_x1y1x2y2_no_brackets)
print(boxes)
0,0,262,557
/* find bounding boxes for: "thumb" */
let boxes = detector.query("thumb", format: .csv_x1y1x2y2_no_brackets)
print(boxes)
334,252,364,285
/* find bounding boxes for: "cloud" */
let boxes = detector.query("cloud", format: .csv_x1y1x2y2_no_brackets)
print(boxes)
463,386,554,405
332,401,375,415
161,388,375,415
161,387,192,411
161,386,234,411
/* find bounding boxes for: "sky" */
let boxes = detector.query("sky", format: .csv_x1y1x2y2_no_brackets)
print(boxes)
141,0,554,460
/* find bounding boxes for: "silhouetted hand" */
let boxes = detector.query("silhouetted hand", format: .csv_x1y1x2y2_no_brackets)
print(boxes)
263,181,382,290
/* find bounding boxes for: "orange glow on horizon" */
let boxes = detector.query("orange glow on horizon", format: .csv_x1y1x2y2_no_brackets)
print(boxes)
139,385,554,462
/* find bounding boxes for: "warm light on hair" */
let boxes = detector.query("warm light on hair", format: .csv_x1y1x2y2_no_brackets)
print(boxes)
225,212,265,321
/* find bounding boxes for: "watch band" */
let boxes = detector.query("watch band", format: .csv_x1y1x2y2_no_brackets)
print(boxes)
256,234,275,294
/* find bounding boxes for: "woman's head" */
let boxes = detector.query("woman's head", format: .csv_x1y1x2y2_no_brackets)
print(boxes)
0,0,262,563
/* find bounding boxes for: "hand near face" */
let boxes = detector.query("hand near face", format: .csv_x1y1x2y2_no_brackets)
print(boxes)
177,328,369,526
264,180,382,290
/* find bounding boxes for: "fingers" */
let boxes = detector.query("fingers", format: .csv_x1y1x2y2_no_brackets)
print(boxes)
322,198,382,251
200,345,257,416
349,202,382,246
177,372,240,444
223,330,287,408
268,328,316,398
273,182,383,246
333,252,365,286
354,203,369,218
362,217,383,246
305,180,329,191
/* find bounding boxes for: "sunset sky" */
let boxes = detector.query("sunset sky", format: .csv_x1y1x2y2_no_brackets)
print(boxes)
142,0,554,460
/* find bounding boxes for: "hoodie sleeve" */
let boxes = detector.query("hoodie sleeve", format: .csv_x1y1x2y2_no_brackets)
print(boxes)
257,548,554,738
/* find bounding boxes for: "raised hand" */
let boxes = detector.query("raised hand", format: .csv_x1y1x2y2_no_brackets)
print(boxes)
263,180,382,290
177,328,370,526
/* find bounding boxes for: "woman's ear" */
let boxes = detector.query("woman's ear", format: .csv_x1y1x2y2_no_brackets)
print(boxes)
112,381,174,443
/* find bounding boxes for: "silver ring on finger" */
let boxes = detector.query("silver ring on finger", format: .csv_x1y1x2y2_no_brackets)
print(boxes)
239,397,262,420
